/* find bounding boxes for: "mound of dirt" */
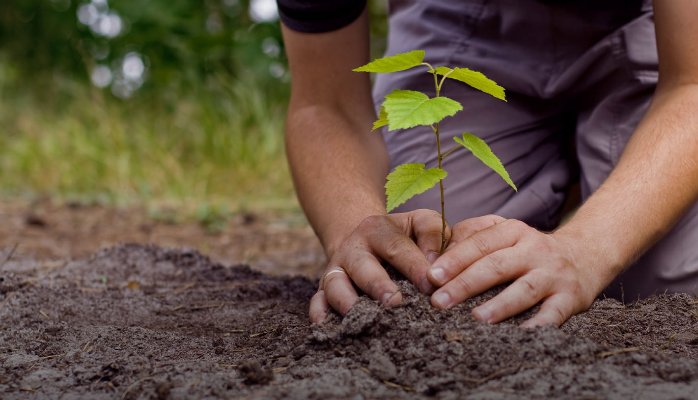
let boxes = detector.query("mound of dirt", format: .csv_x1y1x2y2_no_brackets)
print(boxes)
1,244,697,399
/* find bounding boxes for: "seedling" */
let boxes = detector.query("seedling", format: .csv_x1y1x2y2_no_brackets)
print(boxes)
354,50,517,252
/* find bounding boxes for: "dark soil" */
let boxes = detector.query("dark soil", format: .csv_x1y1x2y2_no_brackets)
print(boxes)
1,244,697,399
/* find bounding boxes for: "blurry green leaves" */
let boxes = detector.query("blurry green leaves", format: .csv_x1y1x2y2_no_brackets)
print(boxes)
431,66,506,101
353,50,425,73
381,90,462,130
385,163,447,212
454,133,517,191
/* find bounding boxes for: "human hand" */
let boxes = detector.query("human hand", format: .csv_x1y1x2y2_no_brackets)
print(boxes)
309,209,451,323
427,215,608,327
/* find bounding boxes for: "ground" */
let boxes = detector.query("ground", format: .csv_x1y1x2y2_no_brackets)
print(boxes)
1,201,697,399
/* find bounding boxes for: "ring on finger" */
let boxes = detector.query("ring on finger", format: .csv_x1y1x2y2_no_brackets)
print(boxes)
321,267,347,289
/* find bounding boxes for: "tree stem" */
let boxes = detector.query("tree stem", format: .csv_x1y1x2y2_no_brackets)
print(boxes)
426,62,452,253
434,123,447,253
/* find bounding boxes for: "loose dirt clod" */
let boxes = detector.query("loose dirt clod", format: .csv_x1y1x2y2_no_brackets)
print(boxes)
0,244,696,399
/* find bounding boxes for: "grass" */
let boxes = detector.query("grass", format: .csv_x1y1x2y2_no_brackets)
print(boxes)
0,67,298,215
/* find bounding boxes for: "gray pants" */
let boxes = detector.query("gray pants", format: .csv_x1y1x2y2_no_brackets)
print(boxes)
373,0,698,300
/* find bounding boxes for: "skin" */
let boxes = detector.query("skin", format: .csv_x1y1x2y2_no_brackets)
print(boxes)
282,0,698,326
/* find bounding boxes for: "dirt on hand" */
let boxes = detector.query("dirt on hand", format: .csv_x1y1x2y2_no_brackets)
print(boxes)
1,244,697,399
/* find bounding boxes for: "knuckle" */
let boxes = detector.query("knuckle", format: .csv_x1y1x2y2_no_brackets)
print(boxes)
470,235,492,256
504,219,528,234
384,236,408,260
484,254,506,279
485,214,506,224
322,270,345,289
454,273,475,295
415,208,442,222
520,276,540,298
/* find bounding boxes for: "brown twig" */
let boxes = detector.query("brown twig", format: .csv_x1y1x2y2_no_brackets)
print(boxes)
382,380,414,392
597,347,640,358
249,328,277,338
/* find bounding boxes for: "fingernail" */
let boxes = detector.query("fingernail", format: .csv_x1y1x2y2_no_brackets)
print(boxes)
419,277,435,294
426,251,439,264
473,306,492,323
432,291,451,308
430,267,446,284
381,291,401,306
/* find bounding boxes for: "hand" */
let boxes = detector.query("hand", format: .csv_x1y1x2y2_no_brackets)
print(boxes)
427,215,607,327
309,209,451,323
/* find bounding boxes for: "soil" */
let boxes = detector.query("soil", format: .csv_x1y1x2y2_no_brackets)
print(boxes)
0,199,325,277
1,244,697,399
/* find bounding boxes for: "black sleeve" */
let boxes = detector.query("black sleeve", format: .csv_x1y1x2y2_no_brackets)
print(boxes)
276,0,367,33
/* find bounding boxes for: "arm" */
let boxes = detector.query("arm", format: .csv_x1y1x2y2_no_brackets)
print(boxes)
283,9,386,259
424,0,698,327
282,9,446,322
553,0,698,289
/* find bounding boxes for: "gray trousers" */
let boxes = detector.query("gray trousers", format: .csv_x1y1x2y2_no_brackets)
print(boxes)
373,0,698,300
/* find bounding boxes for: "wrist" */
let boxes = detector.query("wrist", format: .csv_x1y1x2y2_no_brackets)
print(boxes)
551,224,624,294
321,209,388,259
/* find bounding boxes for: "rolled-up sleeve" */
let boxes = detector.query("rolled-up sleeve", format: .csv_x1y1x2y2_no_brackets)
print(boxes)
277,0,367,33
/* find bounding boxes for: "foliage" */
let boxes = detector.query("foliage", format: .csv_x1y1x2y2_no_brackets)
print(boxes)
0,0,285,97
0,0,389,212
354,50,517,251
384,164,447,213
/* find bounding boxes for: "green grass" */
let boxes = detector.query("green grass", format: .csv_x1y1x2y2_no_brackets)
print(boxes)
0,69,297,214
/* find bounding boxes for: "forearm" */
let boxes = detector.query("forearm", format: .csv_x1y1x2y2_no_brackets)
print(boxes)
555,84,698,287
286,105,389,257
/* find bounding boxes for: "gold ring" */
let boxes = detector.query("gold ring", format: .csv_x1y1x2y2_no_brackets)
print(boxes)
321,267,347,289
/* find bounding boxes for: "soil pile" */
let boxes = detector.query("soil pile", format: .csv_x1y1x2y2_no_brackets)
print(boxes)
1,244,697,399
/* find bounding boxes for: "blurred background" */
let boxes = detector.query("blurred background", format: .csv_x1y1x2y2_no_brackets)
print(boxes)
0,0,388,215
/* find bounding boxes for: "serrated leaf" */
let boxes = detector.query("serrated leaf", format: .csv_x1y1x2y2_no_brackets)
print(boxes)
353,50,425,73
382,90,462,130
373,106,388,131
432,67,506,101
385,163,447,212
454,133,517,191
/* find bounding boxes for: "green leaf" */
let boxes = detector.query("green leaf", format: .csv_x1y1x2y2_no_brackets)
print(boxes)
454,133,517,191
432,66,506,101
382,90,462,130
385,163,447,212
373,106,388,131
353,50,426,73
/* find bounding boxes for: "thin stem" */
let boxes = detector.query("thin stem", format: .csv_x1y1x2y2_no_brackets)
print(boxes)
424,62,453,253
434,123,447,253
441,144,462,160
436,69,454,94
422,62,440,96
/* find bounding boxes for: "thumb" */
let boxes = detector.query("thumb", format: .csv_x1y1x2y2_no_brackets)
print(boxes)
408,209,451,264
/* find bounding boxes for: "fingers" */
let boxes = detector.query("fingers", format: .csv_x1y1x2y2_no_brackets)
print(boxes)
428,219,526,287
449,214,505,244
322,266,359,317
338,249,402,305
312,209,448,321
431,247,525,309
521,294,578,328
408,209,451,264
471,272,550,323
360,215,433,293
309,290,329,324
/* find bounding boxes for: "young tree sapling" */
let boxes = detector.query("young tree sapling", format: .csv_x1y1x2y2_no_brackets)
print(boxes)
354,50,517,252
